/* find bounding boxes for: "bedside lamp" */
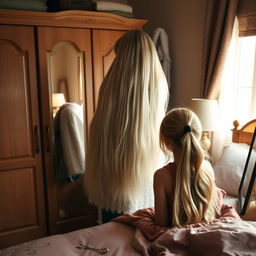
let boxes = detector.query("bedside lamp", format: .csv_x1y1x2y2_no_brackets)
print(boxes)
52,93,66,116
189,98,218,151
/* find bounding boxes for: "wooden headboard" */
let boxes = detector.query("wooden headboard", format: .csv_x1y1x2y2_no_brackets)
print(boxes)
232,119,256,145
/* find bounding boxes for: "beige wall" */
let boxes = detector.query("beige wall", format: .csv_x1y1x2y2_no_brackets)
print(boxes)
129,0,206,108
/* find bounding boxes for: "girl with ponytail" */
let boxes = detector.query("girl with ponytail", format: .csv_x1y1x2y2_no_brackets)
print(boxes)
154,108,220,227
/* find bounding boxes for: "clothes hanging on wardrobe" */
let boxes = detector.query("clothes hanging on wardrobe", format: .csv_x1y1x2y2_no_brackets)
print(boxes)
152,27,171,97
54,103,85,182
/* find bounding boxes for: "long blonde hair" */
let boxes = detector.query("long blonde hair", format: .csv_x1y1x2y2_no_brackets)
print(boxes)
84,30,169,212
160,108,219,227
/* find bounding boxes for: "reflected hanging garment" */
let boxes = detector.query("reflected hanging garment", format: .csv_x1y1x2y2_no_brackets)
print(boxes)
152,28,171,104
54,103,85,182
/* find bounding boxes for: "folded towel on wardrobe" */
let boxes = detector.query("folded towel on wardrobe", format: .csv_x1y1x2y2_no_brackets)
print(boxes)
94,1,133,14
98,10,134,18
0,0,47,11
59,0,96,11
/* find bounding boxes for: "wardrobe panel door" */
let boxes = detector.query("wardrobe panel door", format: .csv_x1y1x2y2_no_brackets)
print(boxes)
0,168,38,230
37,27,97,234
0,25,46,249
92,30,126,108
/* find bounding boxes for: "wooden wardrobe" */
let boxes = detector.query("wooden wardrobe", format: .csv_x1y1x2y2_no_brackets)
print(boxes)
0,9,147,249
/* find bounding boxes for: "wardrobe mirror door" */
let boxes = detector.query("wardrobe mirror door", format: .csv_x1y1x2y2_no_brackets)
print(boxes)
47,42,88,220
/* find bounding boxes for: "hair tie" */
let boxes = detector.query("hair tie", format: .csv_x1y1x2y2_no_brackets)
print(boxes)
184,125,192,133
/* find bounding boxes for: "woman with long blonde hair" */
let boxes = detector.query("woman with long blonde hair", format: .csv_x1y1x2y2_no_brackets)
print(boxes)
154,108,220,227
84,30,169,222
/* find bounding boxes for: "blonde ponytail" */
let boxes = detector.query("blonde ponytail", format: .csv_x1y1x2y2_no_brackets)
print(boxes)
160,108,219,227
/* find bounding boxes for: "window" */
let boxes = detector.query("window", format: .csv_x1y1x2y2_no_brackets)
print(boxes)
236,36,256,123
212,19,256,162
219,19,256,128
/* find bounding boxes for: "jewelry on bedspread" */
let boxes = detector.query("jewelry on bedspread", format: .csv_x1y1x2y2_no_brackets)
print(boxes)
76,243,110,254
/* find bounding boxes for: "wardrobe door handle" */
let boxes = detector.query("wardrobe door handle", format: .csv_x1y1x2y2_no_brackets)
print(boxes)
34,125,40,154
45,126,51,152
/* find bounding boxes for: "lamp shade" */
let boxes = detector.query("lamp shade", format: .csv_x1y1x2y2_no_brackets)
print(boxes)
52,93,66,108
189,98,218,131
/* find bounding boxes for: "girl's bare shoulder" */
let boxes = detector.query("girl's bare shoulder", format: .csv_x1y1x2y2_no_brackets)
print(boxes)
154,162,175,186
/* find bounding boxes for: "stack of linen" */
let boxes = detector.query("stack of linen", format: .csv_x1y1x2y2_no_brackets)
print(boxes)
58,0,95,11
94,1,134,18
0,0,47,11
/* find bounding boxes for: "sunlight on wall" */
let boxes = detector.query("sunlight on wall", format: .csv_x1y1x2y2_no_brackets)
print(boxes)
212,19,256,162
219,20,256,128
237,36,256,122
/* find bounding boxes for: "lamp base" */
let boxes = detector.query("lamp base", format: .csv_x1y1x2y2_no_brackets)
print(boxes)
201,131,211,151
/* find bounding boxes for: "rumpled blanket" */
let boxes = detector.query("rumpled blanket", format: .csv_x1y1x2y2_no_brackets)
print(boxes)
114,202,256,255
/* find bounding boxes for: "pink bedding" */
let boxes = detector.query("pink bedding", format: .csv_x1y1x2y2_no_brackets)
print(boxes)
1,189,256,256
1,209,256,256
114,206,256,255
0,222,140,256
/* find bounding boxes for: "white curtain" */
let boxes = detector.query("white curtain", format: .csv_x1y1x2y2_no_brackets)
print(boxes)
211,18,256,163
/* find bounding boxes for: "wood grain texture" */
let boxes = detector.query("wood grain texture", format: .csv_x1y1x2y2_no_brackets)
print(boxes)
0,10,147,247
0,25,46,249
0,9,147,30
232,119,256,145
92,29,125,107
37,26,97,234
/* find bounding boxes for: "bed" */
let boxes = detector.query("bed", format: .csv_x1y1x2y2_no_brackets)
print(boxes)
1,119,256,256
214,119,256,219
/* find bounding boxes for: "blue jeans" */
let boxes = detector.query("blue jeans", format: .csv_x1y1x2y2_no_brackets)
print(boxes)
101,209,123,223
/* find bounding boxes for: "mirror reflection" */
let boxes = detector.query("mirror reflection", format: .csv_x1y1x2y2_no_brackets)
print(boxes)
49,42,84,106
48,42,88,219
